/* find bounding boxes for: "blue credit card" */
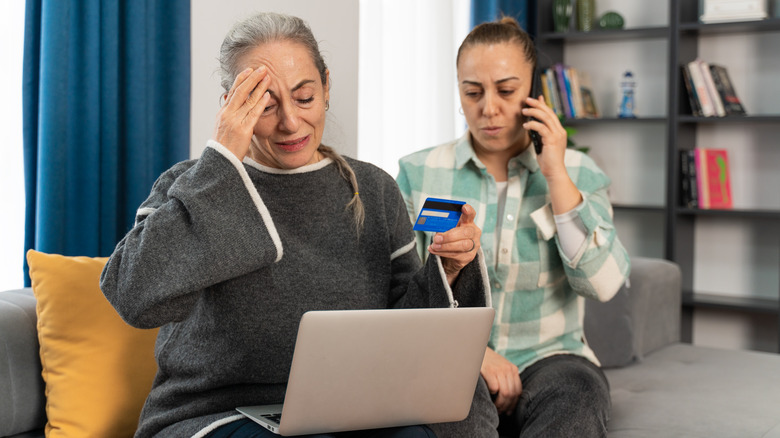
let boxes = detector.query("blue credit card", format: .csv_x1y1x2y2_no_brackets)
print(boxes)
413,198,465,233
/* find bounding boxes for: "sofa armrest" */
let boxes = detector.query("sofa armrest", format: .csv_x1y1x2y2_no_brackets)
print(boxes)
0,288,46,437
584,257,681,368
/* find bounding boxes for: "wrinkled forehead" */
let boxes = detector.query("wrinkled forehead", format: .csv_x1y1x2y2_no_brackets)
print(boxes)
238,40,323,91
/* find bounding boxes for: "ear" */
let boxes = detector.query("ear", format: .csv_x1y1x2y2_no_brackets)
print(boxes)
323,69,330,104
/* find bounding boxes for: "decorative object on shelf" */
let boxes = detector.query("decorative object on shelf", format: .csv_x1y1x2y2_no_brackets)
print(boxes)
700,0,768,23
597,11,624,29
553,0,573,33
618,71,636,118
576,0,596,32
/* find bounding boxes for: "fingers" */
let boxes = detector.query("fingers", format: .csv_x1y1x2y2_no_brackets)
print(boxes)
213,67,273,160
428,204,480,254
225,66,271,112
481,348,522,415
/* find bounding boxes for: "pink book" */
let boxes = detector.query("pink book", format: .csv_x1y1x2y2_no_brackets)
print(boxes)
703,149,732,209
694,149,709,208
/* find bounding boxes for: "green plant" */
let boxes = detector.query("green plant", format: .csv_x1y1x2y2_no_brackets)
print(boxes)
561,115,590,154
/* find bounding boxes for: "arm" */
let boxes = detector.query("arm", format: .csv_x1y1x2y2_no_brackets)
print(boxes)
100,145,281,328
384,181,490,309
524,96,630,302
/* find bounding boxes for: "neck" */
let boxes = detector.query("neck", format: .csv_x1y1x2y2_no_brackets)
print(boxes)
471,136,530,182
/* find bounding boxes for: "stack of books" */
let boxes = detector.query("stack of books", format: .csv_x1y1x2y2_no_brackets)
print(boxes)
541,64,600,119
679,148,733,209
700,0,768,23
681,59,747,117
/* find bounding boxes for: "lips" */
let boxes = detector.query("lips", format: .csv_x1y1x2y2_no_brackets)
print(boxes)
481,126,503,136
276,135,310,152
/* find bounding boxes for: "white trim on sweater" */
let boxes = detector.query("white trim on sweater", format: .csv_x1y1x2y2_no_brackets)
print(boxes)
391,239,417,262
191,414,245,438
207,140,284,263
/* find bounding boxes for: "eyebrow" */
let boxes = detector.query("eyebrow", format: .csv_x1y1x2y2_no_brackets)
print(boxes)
461,77,520,86
267,79,317,99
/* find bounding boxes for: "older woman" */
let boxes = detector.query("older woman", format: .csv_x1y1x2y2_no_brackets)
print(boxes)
397,17,631,437
101,12,496,438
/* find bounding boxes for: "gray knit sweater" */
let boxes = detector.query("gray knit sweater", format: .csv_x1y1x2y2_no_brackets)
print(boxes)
100,142,490,437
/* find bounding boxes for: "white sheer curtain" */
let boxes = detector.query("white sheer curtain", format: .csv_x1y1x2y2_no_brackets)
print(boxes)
0,1,26,290
358,0,470,178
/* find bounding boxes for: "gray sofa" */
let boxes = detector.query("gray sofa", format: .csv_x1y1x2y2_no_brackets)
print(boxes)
2,257,779,437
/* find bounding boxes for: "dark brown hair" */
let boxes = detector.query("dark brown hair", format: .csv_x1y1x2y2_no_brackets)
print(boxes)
456,16,537,69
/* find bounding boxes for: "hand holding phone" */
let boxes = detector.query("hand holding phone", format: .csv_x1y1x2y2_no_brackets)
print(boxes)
528,69,544,155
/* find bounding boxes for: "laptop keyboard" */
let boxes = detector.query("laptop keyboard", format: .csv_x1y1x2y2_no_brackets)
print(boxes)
261,413,282,425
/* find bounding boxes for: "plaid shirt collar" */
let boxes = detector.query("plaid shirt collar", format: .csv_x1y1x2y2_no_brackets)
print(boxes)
454,132,541,175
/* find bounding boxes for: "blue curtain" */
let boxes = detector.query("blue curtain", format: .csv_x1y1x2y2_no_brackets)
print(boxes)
471,0,532,34
22,0,190,285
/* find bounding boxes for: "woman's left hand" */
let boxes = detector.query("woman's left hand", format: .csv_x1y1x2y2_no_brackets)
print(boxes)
428,204,482,285
521,95,568,178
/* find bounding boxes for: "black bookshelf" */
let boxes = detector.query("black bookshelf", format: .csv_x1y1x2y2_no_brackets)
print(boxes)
535,0,780,352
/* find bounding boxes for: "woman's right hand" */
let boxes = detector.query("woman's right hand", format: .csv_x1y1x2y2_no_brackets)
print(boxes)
481,346,522,415
213,66,272,160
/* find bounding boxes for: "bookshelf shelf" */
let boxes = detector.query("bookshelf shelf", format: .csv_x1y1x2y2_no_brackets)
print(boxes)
678,115,780,124
538,26,670,42
613,204,666,212
536,0,780,352
676,208,780,219
679,17,780,35
563,117,667,125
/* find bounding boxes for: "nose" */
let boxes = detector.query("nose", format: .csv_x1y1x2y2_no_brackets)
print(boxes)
482,92,499,117
277,102,300,133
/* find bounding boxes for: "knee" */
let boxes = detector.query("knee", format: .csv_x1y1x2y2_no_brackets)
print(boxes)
533,357,610,410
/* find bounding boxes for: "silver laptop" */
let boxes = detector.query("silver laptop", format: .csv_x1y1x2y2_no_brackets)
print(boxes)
236,306,495,436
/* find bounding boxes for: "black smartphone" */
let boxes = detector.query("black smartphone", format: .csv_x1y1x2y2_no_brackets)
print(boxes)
528,69,543,155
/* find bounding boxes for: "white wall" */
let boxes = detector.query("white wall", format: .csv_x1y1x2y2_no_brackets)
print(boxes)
0,1,26,290
357,0,470,178
190,0,360,159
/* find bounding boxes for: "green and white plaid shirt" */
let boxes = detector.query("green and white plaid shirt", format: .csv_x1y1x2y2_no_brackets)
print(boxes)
397,134,631,372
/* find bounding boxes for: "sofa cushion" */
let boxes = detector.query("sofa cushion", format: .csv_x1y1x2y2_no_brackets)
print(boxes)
585,257,681,368
605,343,780,437
26,250,159,438
0,289,45,437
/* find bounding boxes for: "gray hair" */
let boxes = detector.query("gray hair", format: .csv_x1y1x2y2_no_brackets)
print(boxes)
219,12,327,92
219,12,364,235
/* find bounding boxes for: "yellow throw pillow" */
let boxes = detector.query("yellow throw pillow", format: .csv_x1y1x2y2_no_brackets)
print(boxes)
26,250,159,438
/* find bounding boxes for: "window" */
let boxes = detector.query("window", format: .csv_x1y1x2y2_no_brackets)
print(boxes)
0,1,27,290
358,0,470,178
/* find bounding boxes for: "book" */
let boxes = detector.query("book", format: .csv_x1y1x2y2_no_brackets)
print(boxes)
694,148,732,209
680,150,691,207
679,150,698,208
681,65,703,116
686,60,716,117
697,59,726,117
554,63,574,118
687,150,699,208
568,67,585,118
700,0,768,23
543,68,564,117
709,64,747,115
577,71,600,118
